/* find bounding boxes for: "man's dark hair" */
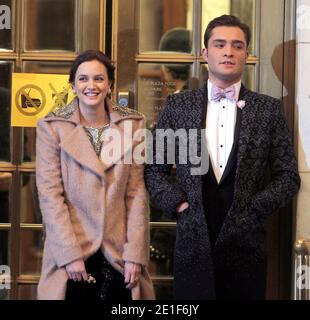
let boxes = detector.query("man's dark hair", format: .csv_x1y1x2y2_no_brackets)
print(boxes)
69,50,115,90
204,15,251,48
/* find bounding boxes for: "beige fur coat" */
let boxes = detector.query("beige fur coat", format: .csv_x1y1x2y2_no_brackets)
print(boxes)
36,98,154,300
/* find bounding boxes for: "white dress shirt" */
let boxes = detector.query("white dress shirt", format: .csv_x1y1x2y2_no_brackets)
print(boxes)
206,80,241,183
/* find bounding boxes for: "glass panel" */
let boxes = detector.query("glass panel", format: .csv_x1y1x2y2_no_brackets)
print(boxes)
0,0,13,50
20,230,43,275
0,172,12,223
138,63,192,129
18,284,38,300
201,0,256,55
20,173,42,225
116,0,138,93
149,227,175,276
0,61,13,162
24,0,75,51
0,230,10,266
241,64,256,92
22,61,72,163
139,0,193,53
79,0,101,51
22,61,72,74
23,128,36,164
199,64,256,92
0,62,13,224
154,281,174,300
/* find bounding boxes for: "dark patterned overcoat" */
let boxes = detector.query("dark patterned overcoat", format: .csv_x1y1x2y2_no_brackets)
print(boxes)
144,85,300,299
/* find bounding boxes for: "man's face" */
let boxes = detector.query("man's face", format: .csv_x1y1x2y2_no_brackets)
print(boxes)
202,26,248,88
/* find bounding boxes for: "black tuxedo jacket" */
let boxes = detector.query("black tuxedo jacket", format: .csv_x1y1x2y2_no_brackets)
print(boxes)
144,84,300,299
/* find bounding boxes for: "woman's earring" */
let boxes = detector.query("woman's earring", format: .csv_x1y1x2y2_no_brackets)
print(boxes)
108,88,111,94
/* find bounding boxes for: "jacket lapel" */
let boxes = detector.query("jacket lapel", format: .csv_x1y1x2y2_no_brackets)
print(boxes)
60,124,106,179
234,85,254,181
218,84,247,184
44,100,106,179
201,84,208,130
99,121,134,171
99,99,144,171
45,98,144,179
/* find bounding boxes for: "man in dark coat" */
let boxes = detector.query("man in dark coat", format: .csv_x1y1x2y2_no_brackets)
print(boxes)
144,15,300,300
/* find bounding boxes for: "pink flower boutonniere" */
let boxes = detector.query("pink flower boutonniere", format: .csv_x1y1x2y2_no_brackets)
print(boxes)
236,100,246,110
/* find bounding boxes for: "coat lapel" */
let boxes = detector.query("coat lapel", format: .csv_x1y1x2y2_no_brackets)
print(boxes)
99,99,144,171
218,84,247,184
44,100,106,179
234,85,255,181
45,98,144,179
99,121,135,171
60,124,106,179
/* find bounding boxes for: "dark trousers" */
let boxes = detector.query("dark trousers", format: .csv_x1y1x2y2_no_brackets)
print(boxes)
65,250,132,302
214,266,266,300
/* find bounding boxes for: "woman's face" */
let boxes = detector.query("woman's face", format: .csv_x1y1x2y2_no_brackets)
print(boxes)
73,59,111,109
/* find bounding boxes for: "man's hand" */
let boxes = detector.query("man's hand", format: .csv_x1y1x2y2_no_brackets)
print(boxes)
124,261,142,289
65,259,88,282
176,201,189,213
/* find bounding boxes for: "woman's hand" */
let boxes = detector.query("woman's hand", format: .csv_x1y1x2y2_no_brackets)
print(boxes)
65,259,88,282
124,261,142,289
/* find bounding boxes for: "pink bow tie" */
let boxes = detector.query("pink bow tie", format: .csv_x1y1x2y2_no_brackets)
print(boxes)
211,85,236,102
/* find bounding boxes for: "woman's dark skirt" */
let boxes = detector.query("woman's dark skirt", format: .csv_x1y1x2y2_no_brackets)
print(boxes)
65,250,132,302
